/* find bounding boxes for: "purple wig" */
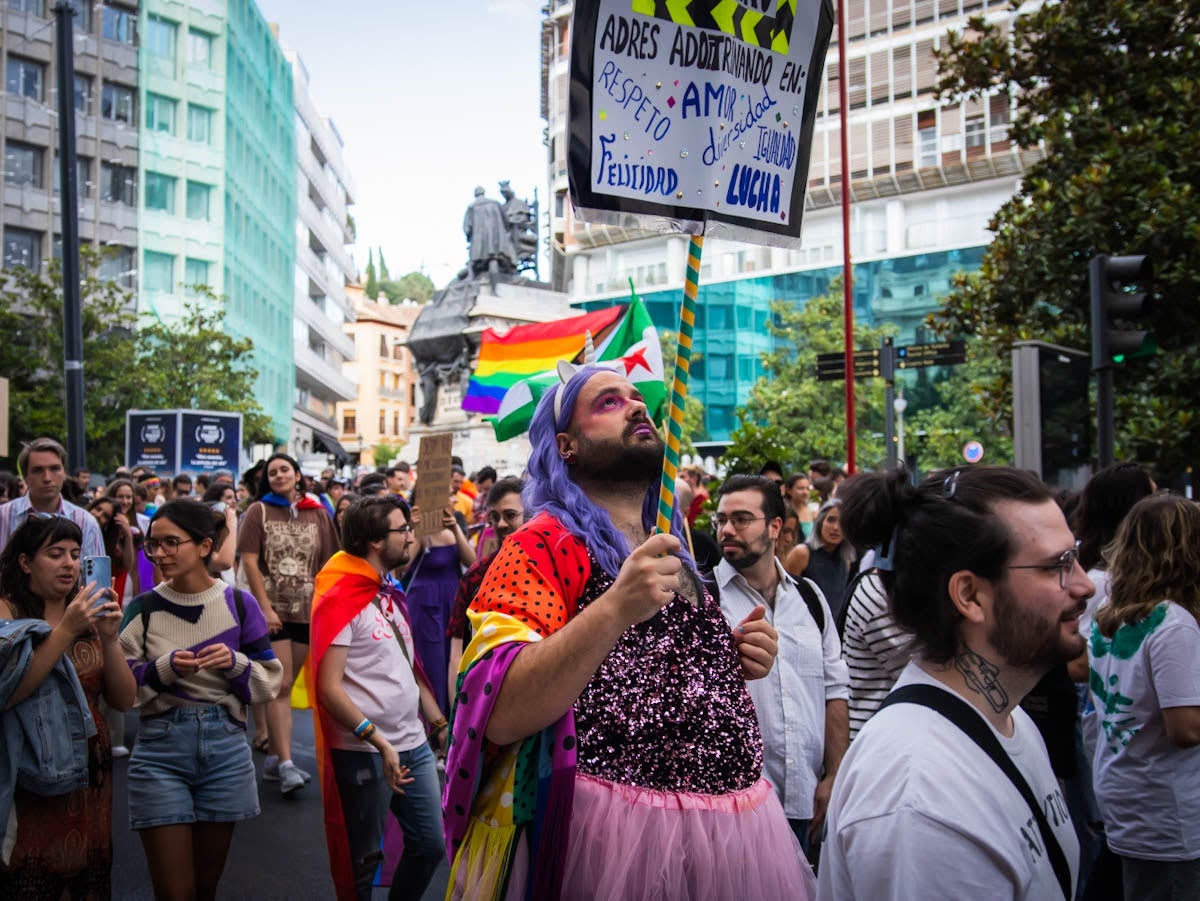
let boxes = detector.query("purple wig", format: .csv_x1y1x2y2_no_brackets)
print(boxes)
524,365,695,578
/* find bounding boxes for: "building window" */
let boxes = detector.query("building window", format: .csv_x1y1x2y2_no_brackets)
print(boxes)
3,228,41,270
342,411,356,434
186,181,212,220
379,413,386,434
918,125,938,167
393,412,400,436
73,74,92,115
101,83,135,124
53,154,91,198
184,258,210,293
188,29,213,68
142,251,175,293
146,93,176,134
145,15,176,60
97,245,135,288
5,142,44,188
144,172,176,214
379,335,388,357
965,115,986,149
100,162,135,205
392,343,403,360
186,104,213,144
8,0,45,16
6,56,44,101
102,3,137,45
73,0,90,32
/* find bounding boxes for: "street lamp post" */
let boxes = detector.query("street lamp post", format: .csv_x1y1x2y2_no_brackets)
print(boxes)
894,389,908,470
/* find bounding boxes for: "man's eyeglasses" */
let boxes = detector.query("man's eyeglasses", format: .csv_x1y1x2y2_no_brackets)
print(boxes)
388,526,414,535
1005,541,1082,590
144,536,195,556
713,513,767,531
486,510,523,526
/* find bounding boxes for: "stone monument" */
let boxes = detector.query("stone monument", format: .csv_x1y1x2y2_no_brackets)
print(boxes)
402,183,573,475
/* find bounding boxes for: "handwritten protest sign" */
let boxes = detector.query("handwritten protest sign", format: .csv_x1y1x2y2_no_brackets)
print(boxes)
412,433,454,542
568,0,833,246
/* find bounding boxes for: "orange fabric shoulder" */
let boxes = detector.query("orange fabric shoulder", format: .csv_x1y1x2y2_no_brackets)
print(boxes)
470,512,592,639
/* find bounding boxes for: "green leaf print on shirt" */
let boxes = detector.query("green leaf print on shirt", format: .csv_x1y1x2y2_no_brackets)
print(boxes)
1089,602,1167,660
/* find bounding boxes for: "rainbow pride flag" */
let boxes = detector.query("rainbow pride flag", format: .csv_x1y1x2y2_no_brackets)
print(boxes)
463,297,665,441
462,306,625,416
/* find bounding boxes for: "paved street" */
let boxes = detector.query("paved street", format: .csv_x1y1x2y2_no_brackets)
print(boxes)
111,709,449,900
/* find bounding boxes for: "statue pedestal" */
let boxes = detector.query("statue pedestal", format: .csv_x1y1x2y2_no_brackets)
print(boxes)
401,277,576,478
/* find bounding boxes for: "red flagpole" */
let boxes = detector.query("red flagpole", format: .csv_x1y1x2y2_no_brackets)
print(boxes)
837,0,856,474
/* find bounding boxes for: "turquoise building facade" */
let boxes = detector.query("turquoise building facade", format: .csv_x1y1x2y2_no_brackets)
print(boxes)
580,246,986,443
138,0,296,442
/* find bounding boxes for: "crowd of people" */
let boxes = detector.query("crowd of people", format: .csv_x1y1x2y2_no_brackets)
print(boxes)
0,367,1196,900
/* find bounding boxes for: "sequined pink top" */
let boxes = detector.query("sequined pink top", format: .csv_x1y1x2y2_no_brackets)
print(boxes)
572,550,764,794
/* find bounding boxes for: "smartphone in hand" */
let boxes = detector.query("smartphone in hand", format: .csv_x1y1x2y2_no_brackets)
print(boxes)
82,556,112,606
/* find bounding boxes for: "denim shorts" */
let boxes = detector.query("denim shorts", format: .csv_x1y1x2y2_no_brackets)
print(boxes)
127,705,259,830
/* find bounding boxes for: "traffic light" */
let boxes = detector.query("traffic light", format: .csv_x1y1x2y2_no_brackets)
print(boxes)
1089,254,1155,364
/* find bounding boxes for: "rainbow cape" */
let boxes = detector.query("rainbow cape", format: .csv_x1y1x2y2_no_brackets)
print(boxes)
462,295,666,441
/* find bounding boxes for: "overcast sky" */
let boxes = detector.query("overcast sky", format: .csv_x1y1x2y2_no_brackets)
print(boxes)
256,0,548,289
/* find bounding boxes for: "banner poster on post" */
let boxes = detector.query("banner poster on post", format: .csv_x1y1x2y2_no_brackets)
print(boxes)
125,410,178,475
179,411,243,477
411,433,455,543
568,0,834,247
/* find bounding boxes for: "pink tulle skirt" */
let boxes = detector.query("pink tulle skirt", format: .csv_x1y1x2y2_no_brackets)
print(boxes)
561,775,816,901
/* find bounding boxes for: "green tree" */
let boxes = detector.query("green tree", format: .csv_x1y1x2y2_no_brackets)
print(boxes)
0,251,141,471
379,270,435,304
378,247,390,282
134,295,274,447
733,280,898,472
364,249,378,299
933,0,1200,472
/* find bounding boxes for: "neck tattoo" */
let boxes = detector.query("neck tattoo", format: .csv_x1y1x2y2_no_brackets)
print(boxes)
953,645,1009,713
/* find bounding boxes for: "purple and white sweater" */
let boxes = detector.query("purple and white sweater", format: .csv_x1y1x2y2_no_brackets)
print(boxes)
119,581,282,727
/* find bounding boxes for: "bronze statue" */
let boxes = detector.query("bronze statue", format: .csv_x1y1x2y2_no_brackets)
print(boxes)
464,186,513,290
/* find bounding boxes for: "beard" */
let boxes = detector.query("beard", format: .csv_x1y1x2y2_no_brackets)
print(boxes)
381,543,412,572
572,428,665,487
722,532,775,571
990,582,1087,669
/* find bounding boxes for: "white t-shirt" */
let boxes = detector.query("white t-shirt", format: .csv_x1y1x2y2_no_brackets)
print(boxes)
328,594,425,754
1089,601,1200,861
819,661,1079,900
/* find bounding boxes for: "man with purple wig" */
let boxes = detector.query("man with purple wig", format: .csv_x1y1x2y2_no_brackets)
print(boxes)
442,365,816,900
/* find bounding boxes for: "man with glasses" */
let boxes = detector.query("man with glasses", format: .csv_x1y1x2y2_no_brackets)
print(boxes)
0,437,103,557
446,477,524,686
818,466,1089,899
310,494,448,901
713,473,850,856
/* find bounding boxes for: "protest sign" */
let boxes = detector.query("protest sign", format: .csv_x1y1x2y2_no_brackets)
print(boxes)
411,433,454,543
568,0,833,246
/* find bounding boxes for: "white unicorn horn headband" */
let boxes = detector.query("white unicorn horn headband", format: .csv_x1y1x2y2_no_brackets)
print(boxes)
553,331,598,424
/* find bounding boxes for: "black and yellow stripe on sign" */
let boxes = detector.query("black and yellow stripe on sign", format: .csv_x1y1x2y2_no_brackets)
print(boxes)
630,0,796,55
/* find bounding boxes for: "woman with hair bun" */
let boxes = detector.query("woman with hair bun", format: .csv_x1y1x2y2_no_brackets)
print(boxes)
120,499,282,901
1089,495,1200,900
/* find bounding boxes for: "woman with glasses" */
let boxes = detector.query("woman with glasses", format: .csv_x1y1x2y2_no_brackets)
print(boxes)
119,499,282,901
0,514,134,899
1089,495,1200,900
236,453,338,794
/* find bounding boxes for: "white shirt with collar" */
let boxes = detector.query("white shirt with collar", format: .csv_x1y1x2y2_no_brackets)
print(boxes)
716,557,850,820
0,495,105,559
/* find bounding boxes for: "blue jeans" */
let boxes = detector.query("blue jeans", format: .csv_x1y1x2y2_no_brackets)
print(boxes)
330,742,444,901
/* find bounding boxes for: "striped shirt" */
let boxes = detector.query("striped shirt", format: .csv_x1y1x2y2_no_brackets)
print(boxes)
842,571,913,739
119,581,282,726
0,495,104,558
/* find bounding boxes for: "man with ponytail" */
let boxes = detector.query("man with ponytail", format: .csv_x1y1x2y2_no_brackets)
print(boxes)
442,363,813,900
819,466,1092,900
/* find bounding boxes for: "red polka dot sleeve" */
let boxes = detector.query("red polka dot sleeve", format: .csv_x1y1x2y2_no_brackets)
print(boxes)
470,512,592,639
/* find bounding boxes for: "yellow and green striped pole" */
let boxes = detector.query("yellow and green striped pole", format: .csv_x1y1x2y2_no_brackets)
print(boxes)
656,233,704,535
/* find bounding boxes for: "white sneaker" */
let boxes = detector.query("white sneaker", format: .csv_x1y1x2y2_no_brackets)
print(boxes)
111,745,130,758
263,755,280,781
279,760,306,795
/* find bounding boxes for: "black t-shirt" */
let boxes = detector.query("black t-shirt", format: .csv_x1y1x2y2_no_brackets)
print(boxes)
1019,663,1078,778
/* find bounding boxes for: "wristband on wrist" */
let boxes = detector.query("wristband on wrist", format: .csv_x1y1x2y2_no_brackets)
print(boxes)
430,717,448,733
353,718,373,739
360,723,377,742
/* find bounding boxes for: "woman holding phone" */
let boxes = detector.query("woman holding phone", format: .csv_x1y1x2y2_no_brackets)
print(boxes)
120,499,282,900
0,514,134,898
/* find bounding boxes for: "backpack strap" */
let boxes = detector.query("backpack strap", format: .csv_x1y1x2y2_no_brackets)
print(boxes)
227,584,247,625
836,567,876,639
878,684,1072,901
788,573,826,634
